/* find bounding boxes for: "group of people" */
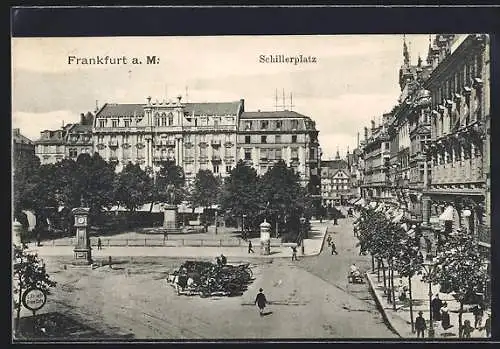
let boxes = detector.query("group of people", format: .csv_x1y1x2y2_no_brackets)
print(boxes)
415,294,491,338
326,235,338,255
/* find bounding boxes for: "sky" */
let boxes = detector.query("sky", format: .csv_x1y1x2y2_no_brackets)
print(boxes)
12,35,431,159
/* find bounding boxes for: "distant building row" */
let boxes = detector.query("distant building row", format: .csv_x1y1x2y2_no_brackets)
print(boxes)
33,98,321,195
353,34,490,257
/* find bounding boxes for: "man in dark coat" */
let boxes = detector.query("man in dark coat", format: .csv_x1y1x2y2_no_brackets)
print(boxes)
415,311,427,338
248,240,254,254
255,288,267,316
431,294,442,321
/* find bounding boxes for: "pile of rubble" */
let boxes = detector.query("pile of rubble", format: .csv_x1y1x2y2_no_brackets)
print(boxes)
166,260,254,297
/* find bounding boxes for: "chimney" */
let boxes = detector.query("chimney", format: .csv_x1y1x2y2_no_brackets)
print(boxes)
371,120,376,130
80,113,85,124
177,95,182,103
240,99,245,112
364,127,368,140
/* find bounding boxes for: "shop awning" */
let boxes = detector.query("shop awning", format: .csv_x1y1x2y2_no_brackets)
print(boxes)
354,198,366,206
392,211,404,223
439,205,455,221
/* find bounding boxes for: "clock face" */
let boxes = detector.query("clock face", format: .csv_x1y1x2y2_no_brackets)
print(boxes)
77,217,85,224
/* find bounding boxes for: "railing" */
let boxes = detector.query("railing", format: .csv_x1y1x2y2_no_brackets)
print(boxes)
47,237,284,248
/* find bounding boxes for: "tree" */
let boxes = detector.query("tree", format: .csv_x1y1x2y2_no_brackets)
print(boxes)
429,229,489,338
258,160,306,238
220,160,260,231
114,162,151,211
394,228,424,333
13,245,57,335
13,153,41,219
191,169,222,232
149,161,186,209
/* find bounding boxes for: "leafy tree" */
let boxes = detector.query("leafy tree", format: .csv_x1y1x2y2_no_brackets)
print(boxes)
394,228,424,332
258,160,306,238
220,160,260,231
149,161,186,209
114,162,151,211
191,169,222,231
13,245,57,335
13,153,41,219
429,229,489,338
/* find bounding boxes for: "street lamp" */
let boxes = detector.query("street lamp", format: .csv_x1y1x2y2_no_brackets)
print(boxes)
422,259,438,338
300,216,306,255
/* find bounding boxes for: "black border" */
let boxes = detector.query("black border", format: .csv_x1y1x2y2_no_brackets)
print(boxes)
8,4,500,346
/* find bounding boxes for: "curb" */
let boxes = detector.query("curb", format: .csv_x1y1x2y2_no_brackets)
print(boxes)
365,272,403,338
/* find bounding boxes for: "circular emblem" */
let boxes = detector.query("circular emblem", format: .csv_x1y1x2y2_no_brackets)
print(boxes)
78,217,85,224
22,288,47,312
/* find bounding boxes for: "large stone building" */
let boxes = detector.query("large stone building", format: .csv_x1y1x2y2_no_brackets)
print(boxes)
421,34,490,257
320,149,350,206
34,125,72,165
12,128,35,171
92,97,242,178
66,112,94,160
236,110,321,190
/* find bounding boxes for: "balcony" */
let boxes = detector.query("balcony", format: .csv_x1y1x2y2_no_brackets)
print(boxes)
211,155,222,162
184,157,194,164
211,139,222,147
108,140,118,147
477,224,490,246
199,156,209,164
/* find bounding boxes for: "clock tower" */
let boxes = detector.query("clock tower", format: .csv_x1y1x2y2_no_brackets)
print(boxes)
72,207,92,265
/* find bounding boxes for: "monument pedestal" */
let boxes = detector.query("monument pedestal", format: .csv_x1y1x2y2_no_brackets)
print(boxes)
163,204,179,233
73,247,93,265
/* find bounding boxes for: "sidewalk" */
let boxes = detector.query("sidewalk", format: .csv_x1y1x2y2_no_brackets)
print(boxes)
366,269,490,339
27,220,330,260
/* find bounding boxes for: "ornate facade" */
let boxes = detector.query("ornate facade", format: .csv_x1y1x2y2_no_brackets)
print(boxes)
236,110,321,190
422,34,490,255
92,96,242,180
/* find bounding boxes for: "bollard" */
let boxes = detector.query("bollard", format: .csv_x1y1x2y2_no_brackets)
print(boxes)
144,238,147,246
109,256,112,268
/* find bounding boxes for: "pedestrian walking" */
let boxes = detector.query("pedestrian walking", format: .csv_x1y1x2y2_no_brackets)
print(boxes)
220,254,227,265
441,302,453,330
472,304,484,329
462,320,474,338
108,256,112,269
326,235,332,246
431,294,443,322
415,311,427,338
484,313,491,337
330,241,338,255
291,246,298,261
255,288,267,316
97,237,102,250
248,240,254,254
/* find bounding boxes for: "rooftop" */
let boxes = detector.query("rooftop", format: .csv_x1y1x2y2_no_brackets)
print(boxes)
241,110,310,120
183,101,242,116
13,128,33,145
96,103,145,118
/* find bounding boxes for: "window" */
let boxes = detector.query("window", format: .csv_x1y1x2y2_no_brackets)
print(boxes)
261,135,267,143
275,135,281,143
291,120,299,129
124,120,130,127
260,148,268,160
99,119,106,127
244,149,252,160
245,135,251,144
98,135,104,144
268,149,275,160
137,134,143,143
69,148,78,158
200,147,207,157
275,120,282,129
245,121,252,130
213,165,219,174
276,148,282,159
261,121,269,130
292,135,297,143
112,119,119,128
226,165,232,173
168,113,174,126
214,117,219,128
291,147,298,160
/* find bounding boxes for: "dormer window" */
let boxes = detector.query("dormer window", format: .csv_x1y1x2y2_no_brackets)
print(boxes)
261,121,269,130
275,120,282,129
291,120,299,129
112,119,119,128
99,119,106,128
124,119,130,127
245,121,252,130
